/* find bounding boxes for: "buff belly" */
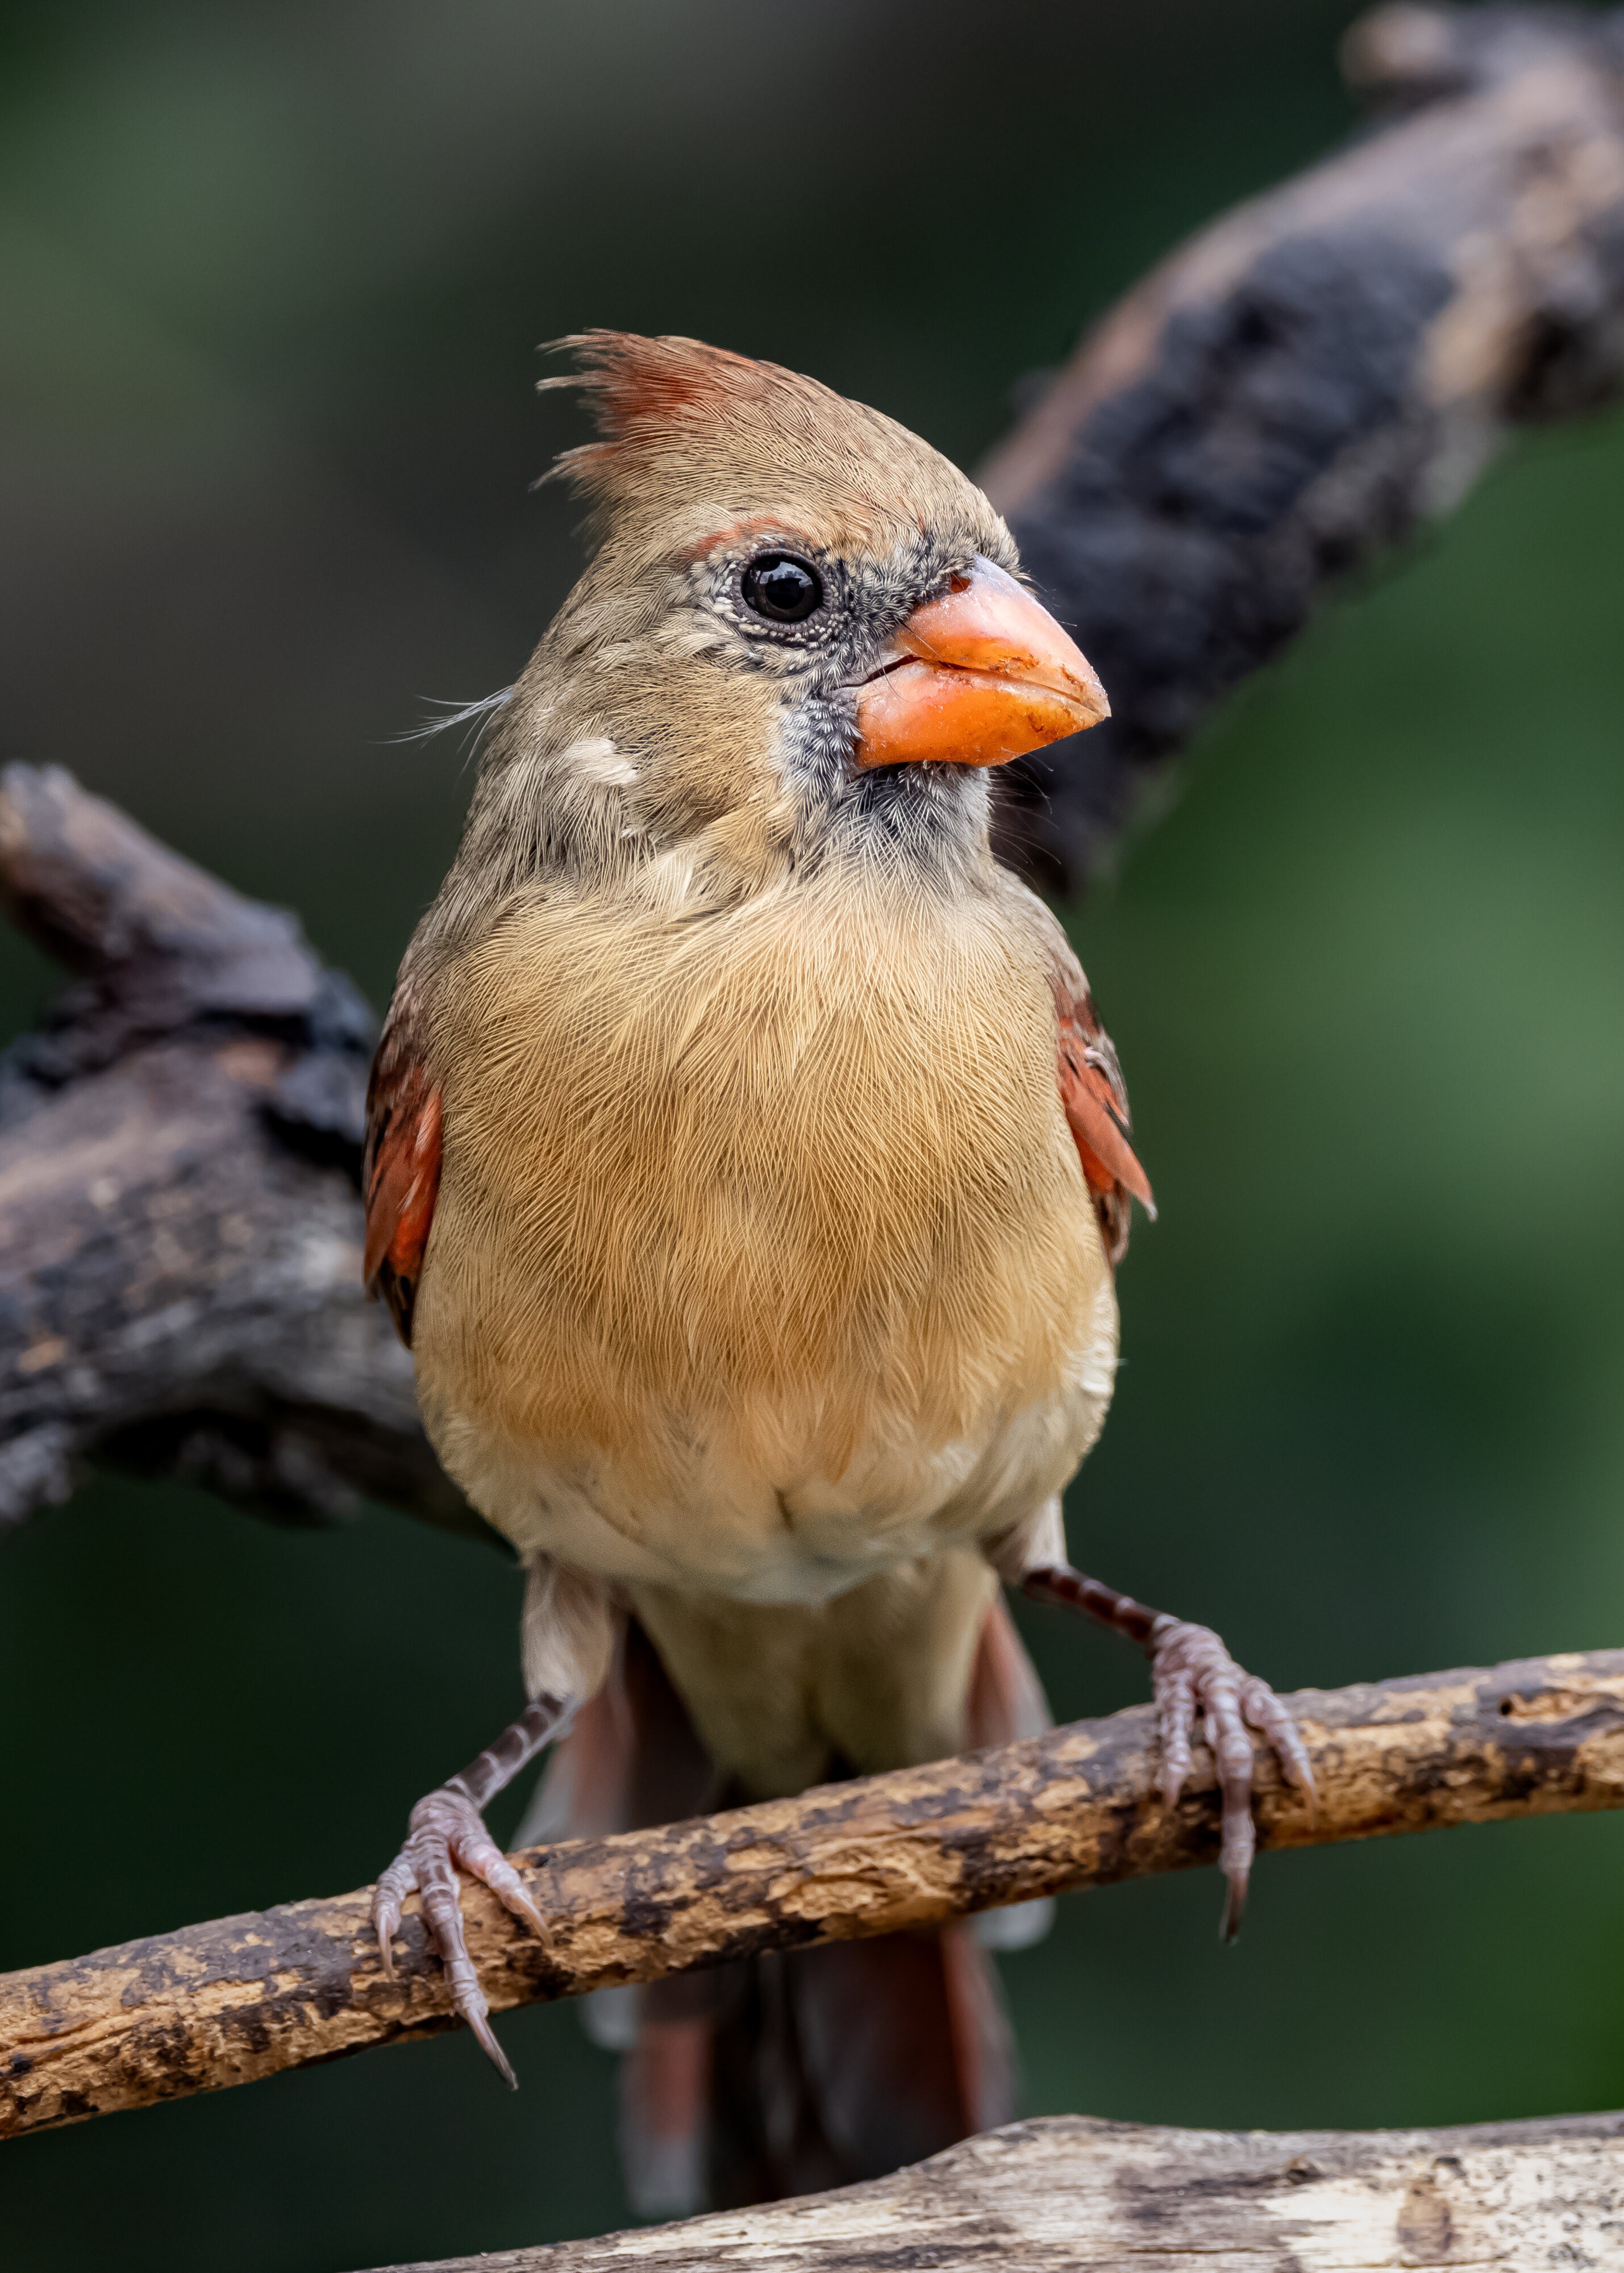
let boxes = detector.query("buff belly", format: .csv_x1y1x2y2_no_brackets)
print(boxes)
419,1265,1115,1607
409,877,1118,1610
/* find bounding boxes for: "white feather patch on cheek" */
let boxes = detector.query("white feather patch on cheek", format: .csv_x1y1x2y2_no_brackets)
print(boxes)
560,735,639,788
636,846,700,912
653,622,727,657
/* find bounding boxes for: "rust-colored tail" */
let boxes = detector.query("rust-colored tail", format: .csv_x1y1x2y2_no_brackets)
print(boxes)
701,1917,1014,2208
522,1602,1047,2216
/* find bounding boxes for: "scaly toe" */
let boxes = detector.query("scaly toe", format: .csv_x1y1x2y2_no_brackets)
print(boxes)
453,1835,547,1941
372,1784,530,2086
1148,1620,1304,1939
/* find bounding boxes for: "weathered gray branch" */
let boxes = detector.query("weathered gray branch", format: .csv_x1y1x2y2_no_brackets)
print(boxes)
6,2,1624,1537
0,763,480,1540
987,1,1624,886
366,2108,1624,2272
5,1647,1622,2140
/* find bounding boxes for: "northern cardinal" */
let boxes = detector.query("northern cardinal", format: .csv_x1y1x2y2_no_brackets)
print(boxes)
364,334,1311,2211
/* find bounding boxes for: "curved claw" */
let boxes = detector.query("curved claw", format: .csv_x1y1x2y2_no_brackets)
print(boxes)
467,2005,519,2091
368,1783,542,2086
448,1820,547,1941
1219,1866,1248,1943
1148,1620,1308,1941
371,1859,411,1981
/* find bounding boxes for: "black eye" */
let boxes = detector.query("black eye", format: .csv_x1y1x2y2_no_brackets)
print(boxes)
741,551,823,625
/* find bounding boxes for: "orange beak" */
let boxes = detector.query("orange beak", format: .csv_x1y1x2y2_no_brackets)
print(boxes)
851,556,1109,771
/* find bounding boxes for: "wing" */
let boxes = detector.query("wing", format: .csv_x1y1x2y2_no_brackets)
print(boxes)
363,988,442,1347
1052,958,1154,1269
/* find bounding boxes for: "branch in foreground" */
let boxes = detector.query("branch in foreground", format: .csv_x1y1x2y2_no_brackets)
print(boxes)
988,2,1624,888
368,2108,1624,2273
5,1648,1621,2142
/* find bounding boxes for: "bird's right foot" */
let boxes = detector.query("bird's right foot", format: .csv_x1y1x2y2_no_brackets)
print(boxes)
371,1783,546,2087
370,1691,575,2085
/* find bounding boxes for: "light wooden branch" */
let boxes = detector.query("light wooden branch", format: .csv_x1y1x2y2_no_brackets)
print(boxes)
365,2108,1624,2272
5,1647,1622,2142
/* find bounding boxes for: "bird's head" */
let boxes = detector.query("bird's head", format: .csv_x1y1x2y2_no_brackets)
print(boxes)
471,333,1107,903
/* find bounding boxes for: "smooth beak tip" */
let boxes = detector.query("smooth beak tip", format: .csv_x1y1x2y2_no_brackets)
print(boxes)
852,557,1109,772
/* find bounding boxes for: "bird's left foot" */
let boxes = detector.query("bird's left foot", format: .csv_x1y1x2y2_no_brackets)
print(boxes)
1146,1616,1315,1938
1015,1562,1315,1937
368,1691,574,2085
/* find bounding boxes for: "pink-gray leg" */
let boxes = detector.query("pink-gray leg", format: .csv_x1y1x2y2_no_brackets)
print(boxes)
372,1690,576,2086
1019,1566,1314,1937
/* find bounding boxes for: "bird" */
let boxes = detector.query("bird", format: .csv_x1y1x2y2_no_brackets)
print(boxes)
363,331,1313,2213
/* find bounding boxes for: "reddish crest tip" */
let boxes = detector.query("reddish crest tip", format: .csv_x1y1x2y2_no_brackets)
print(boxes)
530,329,989,548
539,331,776,445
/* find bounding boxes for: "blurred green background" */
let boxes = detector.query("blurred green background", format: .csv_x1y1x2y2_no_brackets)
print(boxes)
4,2,1624,2267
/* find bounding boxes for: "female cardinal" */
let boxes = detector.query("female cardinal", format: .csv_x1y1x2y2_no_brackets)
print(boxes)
364,334,1311,2212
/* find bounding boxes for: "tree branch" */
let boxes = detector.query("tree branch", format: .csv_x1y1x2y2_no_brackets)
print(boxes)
0,763,484,1542
5,1647,1622,2141
6,7,1624,1537
364,2108,1624,2272
986,1,1624,888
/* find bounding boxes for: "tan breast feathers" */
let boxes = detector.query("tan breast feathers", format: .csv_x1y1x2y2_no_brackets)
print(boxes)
411,875,1105,1499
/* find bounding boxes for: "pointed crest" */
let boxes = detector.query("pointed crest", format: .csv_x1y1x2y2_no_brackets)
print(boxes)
538,332,792,490
544,331,771,433
534,330,1008,566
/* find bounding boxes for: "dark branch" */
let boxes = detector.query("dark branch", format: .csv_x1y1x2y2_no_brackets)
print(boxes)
985,2,1624,888
7,4,1624,1533
0,764,482,1541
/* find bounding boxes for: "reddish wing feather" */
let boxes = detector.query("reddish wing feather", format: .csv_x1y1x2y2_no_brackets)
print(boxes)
1053,970,1154,1268
363,1010,442,1347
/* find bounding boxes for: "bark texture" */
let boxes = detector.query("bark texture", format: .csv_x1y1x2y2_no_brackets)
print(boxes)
986,1,1624,887
0,763,478,1541
5,1647,1622,2141
369,2108,1624,2272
